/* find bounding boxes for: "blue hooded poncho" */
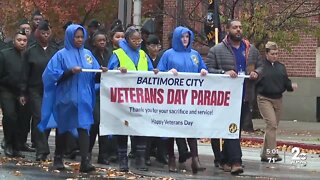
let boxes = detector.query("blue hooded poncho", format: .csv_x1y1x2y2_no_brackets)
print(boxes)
108,39,153,70
38,24,100,135
157,26,207,72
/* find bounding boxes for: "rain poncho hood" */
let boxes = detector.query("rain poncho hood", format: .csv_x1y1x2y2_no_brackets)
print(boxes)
157,26,207,73
38,24,100,135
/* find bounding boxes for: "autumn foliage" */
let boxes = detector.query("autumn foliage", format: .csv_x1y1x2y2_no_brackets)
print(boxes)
0,0,118,40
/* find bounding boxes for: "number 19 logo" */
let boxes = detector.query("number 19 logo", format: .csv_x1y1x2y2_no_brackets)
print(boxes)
291,147,307,166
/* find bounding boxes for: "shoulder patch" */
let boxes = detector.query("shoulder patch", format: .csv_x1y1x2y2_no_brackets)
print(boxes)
85,54,93,64
191,55,199,65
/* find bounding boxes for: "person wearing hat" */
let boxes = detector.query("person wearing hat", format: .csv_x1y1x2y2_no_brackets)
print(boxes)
0,29,29,158
108,19,125,52
18,18,32,38
19,20,60,161
108,26,155,172
84,19,101,51
256,41,297,162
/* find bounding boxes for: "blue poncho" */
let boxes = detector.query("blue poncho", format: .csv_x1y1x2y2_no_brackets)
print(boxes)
157,26,207,72
38,24,100,135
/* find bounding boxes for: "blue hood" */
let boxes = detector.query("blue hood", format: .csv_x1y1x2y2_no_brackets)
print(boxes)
172,26,194,52
64,24,88,50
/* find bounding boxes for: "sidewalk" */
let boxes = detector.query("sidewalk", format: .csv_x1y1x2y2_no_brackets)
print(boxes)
241,119,320,151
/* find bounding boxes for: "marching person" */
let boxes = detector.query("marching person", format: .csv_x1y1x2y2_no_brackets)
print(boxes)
88,30,112,165
144,34,168,166
206,19,263,175
0,29,28,158
39,24,106,172
108,26,155,172
157,26,207,174
257,41,297,162
20,20,59,161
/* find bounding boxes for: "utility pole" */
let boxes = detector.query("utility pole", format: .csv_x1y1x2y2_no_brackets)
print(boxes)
133,0,142,29
118,0,132,27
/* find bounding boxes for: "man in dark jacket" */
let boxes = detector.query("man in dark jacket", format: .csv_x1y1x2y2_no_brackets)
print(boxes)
205,19,263,175
0,30,29,158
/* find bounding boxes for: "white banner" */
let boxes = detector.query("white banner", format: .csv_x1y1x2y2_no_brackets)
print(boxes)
100,70,244,139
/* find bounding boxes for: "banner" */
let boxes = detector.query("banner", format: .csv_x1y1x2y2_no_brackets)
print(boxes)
100,71,244,139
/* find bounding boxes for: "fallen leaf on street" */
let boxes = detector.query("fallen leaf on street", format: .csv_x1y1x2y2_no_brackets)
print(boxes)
12,171,22,176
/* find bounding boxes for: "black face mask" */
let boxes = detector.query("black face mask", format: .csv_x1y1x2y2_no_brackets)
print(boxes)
229,33,242,42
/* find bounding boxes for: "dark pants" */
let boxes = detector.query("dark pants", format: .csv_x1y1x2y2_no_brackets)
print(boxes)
240,101,254,131
89,95,117,159
29,88,50,155
117,135,146,160
0,90,30,150
211,101,248,165
145,137,167,160
65,132,79,154
168,138,197,162
56,128,90,160
19,101,32,146
211,138,222,163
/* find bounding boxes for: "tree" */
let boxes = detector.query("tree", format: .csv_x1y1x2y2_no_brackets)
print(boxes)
0,0,119,40
156,0,320,50
222,0,320,50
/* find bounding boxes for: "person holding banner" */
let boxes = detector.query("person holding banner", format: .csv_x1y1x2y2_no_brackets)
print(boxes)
39,24,106,173
108,26,154,172
206,19,263,175
256,41,297,162
157,26,208,174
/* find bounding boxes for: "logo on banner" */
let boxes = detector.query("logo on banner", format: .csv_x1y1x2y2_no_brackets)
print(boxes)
229,123,238,133
85,54,93,64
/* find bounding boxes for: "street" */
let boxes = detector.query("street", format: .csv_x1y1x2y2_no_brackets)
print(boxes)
1,137,320,180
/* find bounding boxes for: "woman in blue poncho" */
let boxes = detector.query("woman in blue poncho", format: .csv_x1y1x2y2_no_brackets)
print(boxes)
39,24,106,173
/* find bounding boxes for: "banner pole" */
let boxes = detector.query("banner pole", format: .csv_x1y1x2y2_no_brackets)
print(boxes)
215,27,223,152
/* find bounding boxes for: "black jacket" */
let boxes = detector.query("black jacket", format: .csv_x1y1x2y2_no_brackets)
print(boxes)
92,48,111,84
20,42,59,95
0,47,24,94
256,59,293,99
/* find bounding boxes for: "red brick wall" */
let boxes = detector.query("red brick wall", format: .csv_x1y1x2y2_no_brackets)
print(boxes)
162,0,177,48
279,34,318,77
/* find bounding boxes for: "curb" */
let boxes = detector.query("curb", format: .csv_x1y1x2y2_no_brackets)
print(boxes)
241,137,320,150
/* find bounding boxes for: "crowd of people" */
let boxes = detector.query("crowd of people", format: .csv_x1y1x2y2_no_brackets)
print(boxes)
0,10,297,175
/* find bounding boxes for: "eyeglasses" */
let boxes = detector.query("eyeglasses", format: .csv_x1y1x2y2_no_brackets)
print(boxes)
129,38,143,44
148,44,162,49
